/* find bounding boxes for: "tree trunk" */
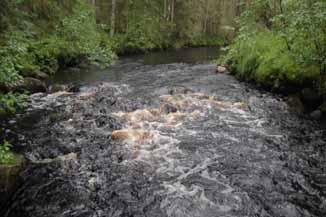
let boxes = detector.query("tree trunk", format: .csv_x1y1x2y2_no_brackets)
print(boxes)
125,0,129,32
163,0,166,20
204,0,210,34
171,0,175,22
110,0,116,37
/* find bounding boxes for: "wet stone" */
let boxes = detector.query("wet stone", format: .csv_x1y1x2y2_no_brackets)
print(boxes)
0,155,25,208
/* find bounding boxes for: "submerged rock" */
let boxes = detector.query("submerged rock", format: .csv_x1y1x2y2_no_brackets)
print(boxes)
319,102,326,115
301,88,321,108
168,87,193,95
287,95,305,114
66,67,81,74
310,110,322,120
31,153,78,165
21,70,49,80
16,77,47,93
160,103,178,114
0,77,47,94
111,130,153,142
48,84,68,93
31,71,49,80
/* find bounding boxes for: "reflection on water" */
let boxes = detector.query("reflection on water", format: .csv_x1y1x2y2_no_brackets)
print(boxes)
51,47,220,85
141,47,220,65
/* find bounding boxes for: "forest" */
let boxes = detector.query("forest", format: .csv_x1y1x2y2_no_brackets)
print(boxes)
0,1,326,217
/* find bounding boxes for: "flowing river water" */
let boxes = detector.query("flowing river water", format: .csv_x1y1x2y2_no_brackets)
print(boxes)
1,47,326,217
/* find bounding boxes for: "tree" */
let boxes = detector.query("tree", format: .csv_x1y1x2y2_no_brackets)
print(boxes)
110,0,116,36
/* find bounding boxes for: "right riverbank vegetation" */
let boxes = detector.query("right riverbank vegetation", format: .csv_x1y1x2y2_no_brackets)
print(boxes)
219,0,326,117
0,0,325,164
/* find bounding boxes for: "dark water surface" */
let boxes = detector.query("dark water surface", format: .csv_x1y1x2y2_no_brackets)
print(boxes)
1,47,326,217
51,47,220,85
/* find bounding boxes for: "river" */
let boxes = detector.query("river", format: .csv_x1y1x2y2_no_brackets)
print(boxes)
1,47,326,217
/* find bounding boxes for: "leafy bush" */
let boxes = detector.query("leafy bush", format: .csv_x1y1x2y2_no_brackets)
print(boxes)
116,15,175,54
57,2,115,65
0,140,15,165
0,93,27,116
221,31,320,91
0,0,116,89
179,36,225,48
221,0,325,93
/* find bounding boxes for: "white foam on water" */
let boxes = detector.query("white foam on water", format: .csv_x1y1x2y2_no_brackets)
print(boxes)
110,91,276,217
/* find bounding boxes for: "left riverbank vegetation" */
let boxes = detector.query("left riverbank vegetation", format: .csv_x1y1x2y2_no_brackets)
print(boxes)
0,140,16,165
0,0,232,163
0,0,232,104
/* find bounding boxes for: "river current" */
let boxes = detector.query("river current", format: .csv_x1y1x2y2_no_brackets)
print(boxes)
1,47,325,217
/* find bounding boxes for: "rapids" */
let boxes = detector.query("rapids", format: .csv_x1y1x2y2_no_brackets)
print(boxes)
1,48,325,217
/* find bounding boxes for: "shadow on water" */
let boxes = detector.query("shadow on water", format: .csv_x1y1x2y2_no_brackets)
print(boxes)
1,47,326,217
51,47,220,85
140,46,220,65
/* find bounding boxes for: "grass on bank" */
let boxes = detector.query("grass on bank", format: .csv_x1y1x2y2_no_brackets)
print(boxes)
221,31,320,92
0,0,116,117
0,141,16,165
219,0,325,96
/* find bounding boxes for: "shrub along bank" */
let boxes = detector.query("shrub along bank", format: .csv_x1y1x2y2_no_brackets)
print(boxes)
0,0,117,163
220,0,326,118
0,0,116,92
0,0,226,163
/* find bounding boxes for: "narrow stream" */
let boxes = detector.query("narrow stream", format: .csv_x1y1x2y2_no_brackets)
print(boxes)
1,47,326,217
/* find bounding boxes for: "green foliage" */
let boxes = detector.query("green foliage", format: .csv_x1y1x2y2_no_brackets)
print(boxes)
57,1,115,65
0,31,39,82
95,0,226,53
0,93,27,116
275,0,326,75
0,140,15,165
221,0,325,93
0,0,116,89
186,36,225,48
114,16,175,54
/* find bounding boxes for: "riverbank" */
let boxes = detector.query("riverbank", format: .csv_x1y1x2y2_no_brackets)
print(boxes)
216,64,326,122
0,0,225,106
217,1,325,121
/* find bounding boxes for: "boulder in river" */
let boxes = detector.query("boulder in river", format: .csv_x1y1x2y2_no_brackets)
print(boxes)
301,88,321,108
216,66,227,74
111,130,153,143
32,153,78,166
13,77,47,93
23,71,49,80
319,102,326,114
33,71,49,80
66,67,81,74
310,110,322,120
168,86,193,95
287,95,305,114
0,155,25,207
48,84,68,93
160,103,178,114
